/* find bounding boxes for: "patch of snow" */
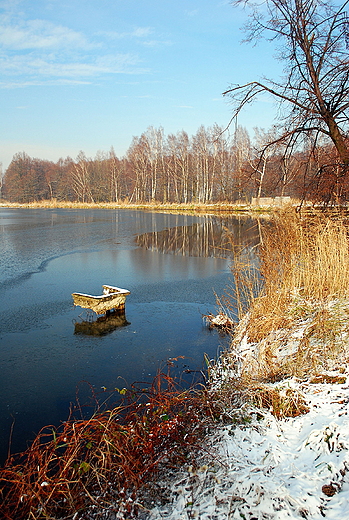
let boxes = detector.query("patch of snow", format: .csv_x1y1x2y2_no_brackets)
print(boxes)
148,375,349,519
146,297,349,519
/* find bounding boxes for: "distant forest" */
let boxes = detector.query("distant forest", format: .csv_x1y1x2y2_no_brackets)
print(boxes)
1,124,346,204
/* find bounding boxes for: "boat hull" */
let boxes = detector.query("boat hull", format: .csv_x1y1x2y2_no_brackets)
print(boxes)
72,285,130,314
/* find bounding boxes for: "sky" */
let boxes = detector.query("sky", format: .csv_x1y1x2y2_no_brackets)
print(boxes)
0,0,282,171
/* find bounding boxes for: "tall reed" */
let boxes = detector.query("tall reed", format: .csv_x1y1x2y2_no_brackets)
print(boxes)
212,209,349,414
227,209,349,341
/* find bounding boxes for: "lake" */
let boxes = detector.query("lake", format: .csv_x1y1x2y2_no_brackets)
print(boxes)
0,208,260,463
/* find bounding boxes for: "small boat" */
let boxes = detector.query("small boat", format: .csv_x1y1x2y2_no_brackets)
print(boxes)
72,284,130,315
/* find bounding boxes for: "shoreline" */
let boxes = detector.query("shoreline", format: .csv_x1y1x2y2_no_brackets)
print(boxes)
0,199,291,214
145,294,349,519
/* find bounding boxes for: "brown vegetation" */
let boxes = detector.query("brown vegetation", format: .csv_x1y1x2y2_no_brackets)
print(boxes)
0,199,252,212
222,209,349,383
0,370,214,519
249,210,349,338
205,209,349,423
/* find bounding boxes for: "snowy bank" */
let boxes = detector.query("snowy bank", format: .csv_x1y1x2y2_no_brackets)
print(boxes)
146,299,349,520
148,374,349,519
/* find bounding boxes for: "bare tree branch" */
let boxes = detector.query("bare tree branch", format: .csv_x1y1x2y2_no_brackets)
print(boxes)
227,0,349,167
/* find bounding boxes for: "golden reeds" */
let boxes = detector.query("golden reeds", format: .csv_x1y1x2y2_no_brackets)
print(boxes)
217,208,349,396
0,199,250,212
248,210,349,339
0,198,298,214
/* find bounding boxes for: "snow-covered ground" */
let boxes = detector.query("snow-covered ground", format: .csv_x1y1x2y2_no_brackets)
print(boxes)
148,374,349,519
146,302,349,519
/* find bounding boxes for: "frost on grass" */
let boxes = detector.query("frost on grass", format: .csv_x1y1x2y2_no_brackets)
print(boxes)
149,378,349,520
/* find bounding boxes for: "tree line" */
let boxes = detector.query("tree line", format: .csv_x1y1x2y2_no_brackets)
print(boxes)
3,1,349,205
1,123,344,204
0,0,349,203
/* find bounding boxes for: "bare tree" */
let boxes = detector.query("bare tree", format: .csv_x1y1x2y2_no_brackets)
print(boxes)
127,135,150,203
166,131,192,203
3,153,48,202
192,125,215,203
225,0,349,169
250,128,276,198
211,124,236,201
71,152,95,203
145,126,165,201
107,147,123,202
230,125,252,200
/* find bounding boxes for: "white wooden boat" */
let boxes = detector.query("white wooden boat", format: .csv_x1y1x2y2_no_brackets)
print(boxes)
72,284,130,315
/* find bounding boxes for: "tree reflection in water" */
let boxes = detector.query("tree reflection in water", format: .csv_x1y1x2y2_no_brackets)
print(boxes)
135,216,262,258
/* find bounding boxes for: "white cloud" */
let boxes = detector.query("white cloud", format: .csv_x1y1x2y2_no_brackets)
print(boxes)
130,27,153,38
0,79,92,88
0,19,93,50
97,26,153,40
141,39,172,47
0,53,147,79
97,27,171,48
0,6,153,85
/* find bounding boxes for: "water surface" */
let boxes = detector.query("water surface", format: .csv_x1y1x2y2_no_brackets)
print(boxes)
0,208,259,463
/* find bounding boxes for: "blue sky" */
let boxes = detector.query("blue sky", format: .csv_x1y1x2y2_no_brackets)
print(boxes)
0,0,281,170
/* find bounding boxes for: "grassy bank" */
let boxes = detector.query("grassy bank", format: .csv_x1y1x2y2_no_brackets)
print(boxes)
210,208,349,416
0,198,299,214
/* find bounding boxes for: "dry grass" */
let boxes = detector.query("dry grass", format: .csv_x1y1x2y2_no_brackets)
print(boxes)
261,211,349,299
212,209,349,413
250,383,310,418
230,209,349,342
0,199,253,213
207,358,310,421
0,198,301,214
0,371,214,519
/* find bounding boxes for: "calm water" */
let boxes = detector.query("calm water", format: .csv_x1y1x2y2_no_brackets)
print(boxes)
0,208,259,463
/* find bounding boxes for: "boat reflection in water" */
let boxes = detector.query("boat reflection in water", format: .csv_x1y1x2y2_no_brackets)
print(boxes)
74,310,130,336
